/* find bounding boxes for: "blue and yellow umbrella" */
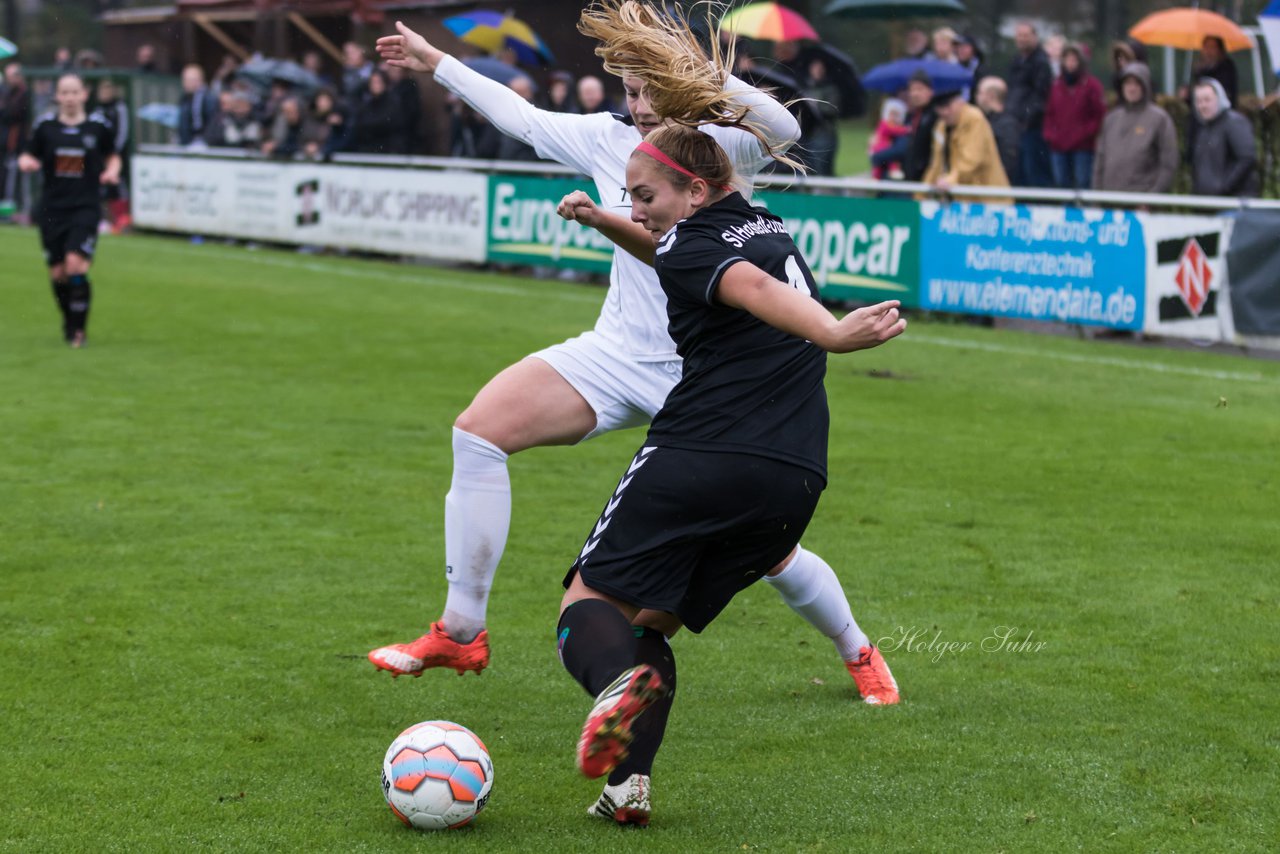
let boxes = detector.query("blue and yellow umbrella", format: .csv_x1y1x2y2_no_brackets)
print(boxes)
443,11,555,67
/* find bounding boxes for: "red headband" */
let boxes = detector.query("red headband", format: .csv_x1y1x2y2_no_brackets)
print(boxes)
635,141,733,192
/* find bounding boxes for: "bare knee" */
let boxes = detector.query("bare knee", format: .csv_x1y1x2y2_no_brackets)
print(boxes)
49,263,66,279
64,253,90,276
560,572,639,622
766,546,800,577
633,609,682,638
453,404,505,449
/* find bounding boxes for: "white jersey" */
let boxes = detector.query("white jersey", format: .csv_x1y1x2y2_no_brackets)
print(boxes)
433,56,799,362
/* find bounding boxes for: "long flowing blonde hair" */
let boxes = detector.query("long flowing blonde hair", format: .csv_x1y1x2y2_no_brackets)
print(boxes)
577,0,803,171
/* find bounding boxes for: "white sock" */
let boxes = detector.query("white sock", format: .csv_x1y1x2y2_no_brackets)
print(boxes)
441,427,511,643
764,547,870,662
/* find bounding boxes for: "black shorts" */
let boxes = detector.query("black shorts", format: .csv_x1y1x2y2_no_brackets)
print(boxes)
565,445,824,633
38,206,100,266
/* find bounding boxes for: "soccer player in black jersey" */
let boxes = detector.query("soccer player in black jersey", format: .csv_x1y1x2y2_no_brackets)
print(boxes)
553,123,906,823
18,73,120,347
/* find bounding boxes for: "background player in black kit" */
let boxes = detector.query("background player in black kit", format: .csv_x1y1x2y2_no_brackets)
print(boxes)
18,73,120,347
554,124,906,824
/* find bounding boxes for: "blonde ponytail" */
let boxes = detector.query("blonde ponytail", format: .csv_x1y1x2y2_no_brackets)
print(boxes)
578,0,804,172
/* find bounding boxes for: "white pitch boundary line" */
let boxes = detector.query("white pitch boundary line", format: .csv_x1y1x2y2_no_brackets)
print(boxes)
133,238,1278,383
139,238,606,304
913,335,1278,384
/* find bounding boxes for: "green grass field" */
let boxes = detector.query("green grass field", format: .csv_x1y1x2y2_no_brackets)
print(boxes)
2,227,1278,852
836,119,872,177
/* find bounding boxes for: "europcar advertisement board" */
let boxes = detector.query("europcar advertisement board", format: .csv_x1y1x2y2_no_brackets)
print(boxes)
757,191,920,304
486,175,614,273
919,202,1146,329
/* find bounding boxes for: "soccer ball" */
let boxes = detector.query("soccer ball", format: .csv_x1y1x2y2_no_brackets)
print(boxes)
381,720,494,830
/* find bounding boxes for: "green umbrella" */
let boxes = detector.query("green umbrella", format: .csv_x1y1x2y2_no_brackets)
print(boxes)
0,36,17,59
823,0,966,18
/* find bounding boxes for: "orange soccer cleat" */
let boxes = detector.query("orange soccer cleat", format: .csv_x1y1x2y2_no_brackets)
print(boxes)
846,645,900,705
577,665,666,779
368,622,490,677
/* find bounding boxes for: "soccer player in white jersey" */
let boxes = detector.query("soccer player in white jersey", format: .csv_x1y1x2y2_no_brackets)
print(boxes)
369,2,898,709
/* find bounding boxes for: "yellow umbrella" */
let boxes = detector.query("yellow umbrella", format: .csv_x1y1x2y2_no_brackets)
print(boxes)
1129,7,1253,52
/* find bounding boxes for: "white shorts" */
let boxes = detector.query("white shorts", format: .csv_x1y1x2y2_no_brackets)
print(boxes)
530,331,682,441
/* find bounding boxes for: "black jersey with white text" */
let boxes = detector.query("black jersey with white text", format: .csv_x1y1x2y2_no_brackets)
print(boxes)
25,113,116,211
648,192,829,482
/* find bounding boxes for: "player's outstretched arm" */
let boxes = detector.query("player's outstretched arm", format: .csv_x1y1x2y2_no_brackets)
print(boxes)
376,21,446,74
718,261,905,353
384,21,599,166
101,153,122,185
17,152,40,173
557,190,656,265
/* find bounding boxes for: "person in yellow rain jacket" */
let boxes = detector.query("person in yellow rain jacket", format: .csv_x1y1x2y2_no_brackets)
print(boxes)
922,89,1013,205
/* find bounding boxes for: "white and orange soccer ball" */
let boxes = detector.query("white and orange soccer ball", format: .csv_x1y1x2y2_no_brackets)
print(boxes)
381,721,494,830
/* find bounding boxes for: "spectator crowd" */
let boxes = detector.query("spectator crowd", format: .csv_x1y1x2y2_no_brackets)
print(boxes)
868,21,1261,199
176,43,426,159
1,17,1270,215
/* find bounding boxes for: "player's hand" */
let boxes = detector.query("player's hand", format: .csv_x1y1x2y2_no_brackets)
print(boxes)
376,21,446,74
17,153,39,173
830,300,906,353
556,191,601,228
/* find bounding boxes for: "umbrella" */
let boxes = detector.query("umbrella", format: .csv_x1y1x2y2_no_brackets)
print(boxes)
1259,0,1280,74
811,41,866,117
137,102,180,130
823,0,966,19
0,36,17,60
1130,7,1253,53
738,62,806,104
461,56,535,89
444,11,555,67
236,58,321,92
721,2,820,42
862,57,972,93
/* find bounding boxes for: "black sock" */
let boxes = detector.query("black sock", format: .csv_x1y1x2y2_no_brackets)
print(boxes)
65,273,91,335
50,277,71,339
608,627,677,785
557,599,637,697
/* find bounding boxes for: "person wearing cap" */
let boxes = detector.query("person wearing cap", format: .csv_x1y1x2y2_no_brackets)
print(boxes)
1188,77,1258,197
868,69,935,182
1092,62,1178,193
1042,43,1106,190
903,69,938,181
922,88,1011,204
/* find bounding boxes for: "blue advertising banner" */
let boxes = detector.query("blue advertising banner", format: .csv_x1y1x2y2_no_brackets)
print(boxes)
919,203,1146,329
